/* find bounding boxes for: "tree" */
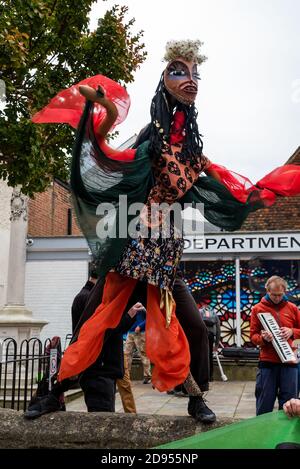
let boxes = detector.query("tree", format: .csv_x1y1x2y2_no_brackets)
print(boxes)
0,0,147,196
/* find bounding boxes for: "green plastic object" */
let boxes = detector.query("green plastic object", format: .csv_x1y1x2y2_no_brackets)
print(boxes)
157,411,300,449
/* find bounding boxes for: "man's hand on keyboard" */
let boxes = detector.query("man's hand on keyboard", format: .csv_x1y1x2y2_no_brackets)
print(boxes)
280,327,293,340
261,330,273,342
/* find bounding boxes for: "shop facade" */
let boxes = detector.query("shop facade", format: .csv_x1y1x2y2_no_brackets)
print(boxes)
181,231,300,347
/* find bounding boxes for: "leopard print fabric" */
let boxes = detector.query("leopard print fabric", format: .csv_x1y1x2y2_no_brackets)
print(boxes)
183,372,203,396
147,142,211,207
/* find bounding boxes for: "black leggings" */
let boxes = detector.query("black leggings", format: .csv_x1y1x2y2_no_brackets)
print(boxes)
172,278,209,392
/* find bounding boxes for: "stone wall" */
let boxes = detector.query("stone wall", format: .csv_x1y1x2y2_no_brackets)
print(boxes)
0,408,234,449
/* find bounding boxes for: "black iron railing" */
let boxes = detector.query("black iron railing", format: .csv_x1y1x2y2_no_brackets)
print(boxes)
0,336,65,411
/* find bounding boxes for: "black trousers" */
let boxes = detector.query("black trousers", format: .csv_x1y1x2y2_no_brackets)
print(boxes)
53,349,117,412
207,331,215,381
80,373,116,412
172,278,210,392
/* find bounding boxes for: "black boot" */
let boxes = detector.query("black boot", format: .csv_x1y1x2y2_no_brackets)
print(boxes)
24,393,62,419
188,395,216,423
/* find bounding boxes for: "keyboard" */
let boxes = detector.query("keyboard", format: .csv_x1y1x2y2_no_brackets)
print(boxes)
258,312,296,363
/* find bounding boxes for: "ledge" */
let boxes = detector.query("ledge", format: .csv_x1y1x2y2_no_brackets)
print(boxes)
0,408,236,449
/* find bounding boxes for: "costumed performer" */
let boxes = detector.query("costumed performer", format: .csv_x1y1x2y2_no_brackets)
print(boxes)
25,39,300,422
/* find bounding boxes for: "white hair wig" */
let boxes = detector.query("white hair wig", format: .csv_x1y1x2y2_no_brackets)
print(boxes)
163,39,207,65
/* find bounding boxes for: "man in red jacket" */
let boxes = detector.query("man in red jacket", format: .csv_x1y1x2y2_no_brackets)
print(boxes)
250,275,300,415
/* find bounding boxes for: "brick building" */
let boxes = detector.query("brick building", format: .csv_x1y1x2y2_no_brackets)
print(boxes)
28,179,81,237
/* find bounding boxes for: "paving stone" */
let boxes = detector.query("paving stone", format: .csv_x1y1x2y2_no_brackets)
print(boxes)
67,380,257,420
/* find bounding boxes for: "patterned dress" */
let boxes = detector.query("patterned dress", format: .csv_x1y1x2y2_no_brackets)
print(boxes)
115,111,211,290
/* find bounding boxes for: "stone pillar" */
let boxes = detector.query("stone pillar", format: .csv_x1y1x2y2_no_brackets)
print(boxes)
0,187,47,343
0,181,12,308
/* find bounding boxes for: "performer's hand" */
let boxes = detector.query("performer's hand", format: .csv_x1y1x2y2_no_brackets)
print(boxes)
79,85,117,137
261,330,273,342
280,327,293,340
283,398,300,418
127,302,144,318
79,85,107,104
135,326,141,333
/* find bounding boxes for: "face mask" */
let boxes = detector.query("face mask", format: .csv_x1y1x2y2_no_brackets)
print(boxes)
164,59,199,105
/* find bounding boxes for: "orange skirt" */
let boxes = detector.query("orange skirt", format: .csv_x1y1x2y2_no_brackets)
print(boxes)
59,272,190,391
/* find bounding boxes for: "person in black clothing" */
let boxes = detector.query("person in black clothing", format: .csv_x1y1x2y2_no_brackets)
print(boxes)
24,275,215,422
24,299,142,417
71,270,98,334
79,302,141,412
71,271,140,413
24,267,141,418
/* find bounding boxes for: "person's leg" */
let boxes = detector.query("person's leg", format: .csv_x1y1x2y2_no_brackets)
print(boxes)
172,278,210,391
255,367,278,415
278,366,298,409
135,333,151,382
171,278,216,422
173,383,188,397
146,282,215,423
124,334,135,373
145,283,190,391
80,373,115,412
207,332,214,381
116,356,137,413
24,378,72,419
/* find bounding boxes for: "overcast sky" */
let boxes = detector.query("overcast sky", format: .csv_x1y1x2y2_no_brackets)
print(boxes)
92,0,300,182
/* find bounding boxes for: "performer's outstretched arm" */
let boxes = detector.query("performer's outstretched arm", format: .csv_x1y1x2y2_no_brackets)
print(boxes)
79,85,118,138
78,84,136,162
203,156,222,183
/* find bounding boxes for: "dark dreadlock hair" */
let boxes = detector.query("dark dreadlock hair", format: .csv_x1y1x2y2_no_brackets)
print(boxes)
133,73,204,164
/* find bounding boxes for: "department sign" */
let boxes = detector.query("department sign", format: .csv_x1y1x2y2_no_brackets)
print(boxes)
183,232,300,254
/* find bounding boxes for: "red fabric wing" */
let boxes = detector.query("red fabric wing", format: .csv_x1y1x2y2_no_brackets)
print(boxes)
208,163,300,207
256,164,300,197
208,163,255,203
32,74,130,130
